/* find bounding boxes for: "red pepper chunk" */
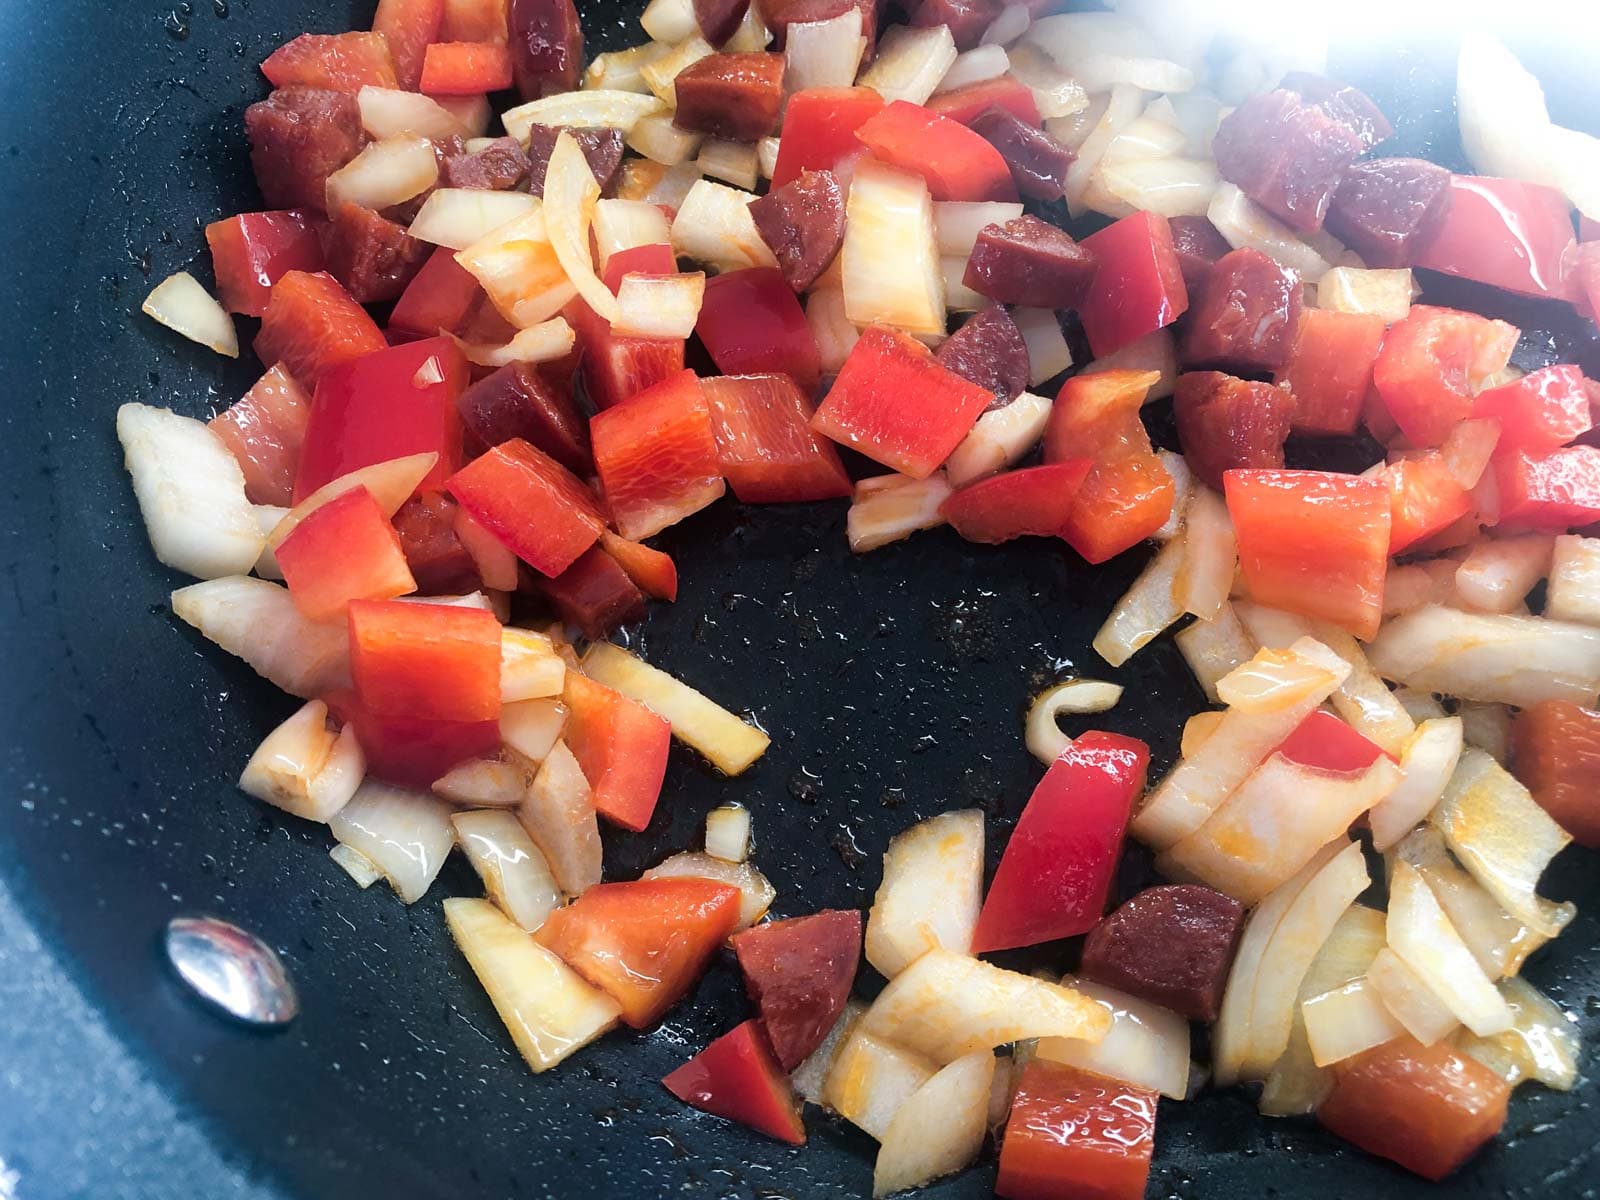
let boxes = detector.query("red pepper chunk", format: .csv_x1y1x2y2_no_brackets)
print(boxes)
696,268,821,390
446,438,605,576
1317,1037,1509,1181
811,325,991,479
389,247,483,338
371,0,445,91
591,370,727,540
1275,308,1386,436
600,530,679,601
1077,211,1189,358
942,461,1093,544
1472,365,1593,451
261,32,398,93
1510,699,1600,847
294,335,468,502
703,374,852,503
1274,710,1392,773
326,687,500,788
347,598,501,723
536,878,742,1027
256,270,387,392
1385,453,1473,555
926,76,1042,127
1224,469,1390,640
854,100,1018,203
602,242,677,289
562,294,686,411
730,910,862,1071
663,1020,807,1145
562,672,671,831
972,730,1148,952
769,87,885,189
277,487,416,621
1493,445,1600,532
209,364,311,507
1372,305,1519,449
1415,175,1580,302
420,41,514,94
996,1059,1157,1200
205,211,326,317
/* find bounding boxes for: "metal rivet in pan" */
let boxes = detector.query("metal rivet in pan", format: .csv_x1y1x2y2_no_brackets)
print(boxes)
164,915,299,1027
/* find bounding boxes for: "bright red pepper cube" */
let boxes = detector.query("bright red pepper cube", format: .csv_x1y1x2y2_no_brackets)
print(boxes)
926,76,1041,127
256,270,387,391
769,87,885,189
446,438,606,577
260,31,398,92
1274,710,1393,773
997,1059,1157,1200
702,374,851,504
371,0,444,91
1414,175,1579,302
326,687,499,789
1385,453,1473,555
1275,307,1386,436
562,294,686,411
1373,304,1520,449
942,461,1093,544
811,325,991,479
1472,364,1593,452
205,211,326,316
347,598,502,723
591,370,726,540
1077,210,1189,358
209,364,311,507
277,487,417,621
420,41,514,94
562,671,671,832
389,247,483,338
853,99,1018,203
662,1020,806,1145
1493,445,1600,532
696,268,821,391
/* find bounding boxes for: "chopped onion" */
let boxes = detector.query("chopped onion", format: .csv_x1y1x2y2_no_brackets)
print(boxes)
453,506,519,592
1457,700,1511,763
724,2,772,51
592,198,674,272
1545,534,1600,624
1064,83,1144,215
785,8,866,92
1025,680,1124,764
981,3,1030,46
456,209,576,328
1302,978,1403,1067
117,404,261,577
643,850,775,929
501,90,665,144
501,697,567,763
1165,87,1225,158
859,24,958,106
846,472,952,553
171,577,349,698
1175,603,1255,704
1215,637,1348,714
1388,860,1514,1036
757,136,780,179
1102,113,1188,162
1395,687,1449,723
1453,534,1552,614
266,452,439,552
865,809,984,978
1369,605,1600,708
792,999,866,1106
824,1027,939,1140
500,628,566,702
640,36,715,104
516,739,601,896
872,1052,994,1198
612,270,704,338
640,0,696,43
454,318,575,367
328,780,455,904
433,755,533,808
945,391,1052,487
842,159,943,334
704,803,751,862
357,86,467,140
1383,562,1452,616
1367,947,1461,1046
933,201,1027,256
325,134,437,212
1037,976,1190,1099
806,288,860,373
935,45,1009,93
1093,536,1187,668
617,159,704,209
1454,976,1580,1091
1368,716,1463,851
250,505,288,580
1012,306,1073,385
329,842,383,888
695,139,759,189
1044,90,1107,150
1152,451,1192,541
1208,183,1332,280
452,809,562,932
1026,11,1195,94
140,273,238,358
627,111,704,165
1080,329,1177,400
1174,486,1235,620
1004,43,1090,121
1455,32,1562,205
941,256,987,312
409,189,540,251
545,132,619,322
1314,265,1416,323
238,699,364,823
583,43,671,94
672,178,779,272
1098,156,1220,219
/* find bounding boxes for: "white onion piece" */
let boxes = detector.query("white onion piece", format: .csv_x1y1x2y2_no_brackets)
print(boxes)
643,851,775,929
1383,562,1451,616
1457,701,1511,763
640,0,696,43
672,178,779,272
945,391,1052,487
1394,826,1547,980
329,842,383,888
238,700,364,823
1005,43,1089,121
806,288,860,373
1093,536,1187,668
325,134,437,212
1080,329,1177,401
266,452,438,552
1165,87,1224,158
454,507,519,592
1045,91,1108,152
1152,451,1192,541
1456,32,1563,202
1012,307,1073,385
452,809,562,932
1454,976,1580,1091
640,36,715,104
357,86,467,140
456,210,575,328
1394,687,1449,723
613,271,704,338
328,780,454,904
517,739,601,896
842,159,943,334
981,3,1030,46
941,256,988,312
872,1052,994,1197
859,24,958,106
454,318,575,367
1174,487,1235,620
1037,977,1190,1099
1065,83,1144,216
171,577,348,698
1371,605,1600,709
1027,11,1194,94
591,200,672,275
1453,534,1552,614
583,44,670,94
757,136,780,179
117,404,261,578
545,132,618,323
724,0,774,50
705,804,751,862
785,8,866,92
627,111,704,166
1543,124,1600,222
500,628,566,703
435,93,489,135
141,273,238,358
1024,680,1124,764
846,472,952,553
1102,113,1188,162
1545,534,1600,624
1367,947,1460,1046
433,756,532,808
1098,156,1220,219
1208,183,1332,280
824,1027,939,1139
1316,266,1416,323
401,590,497,613
792,999,866,1107
251,505,288,580
865,809,983,979
502,90,665,144
1301,979,1402,1067
409,189,539,251
1215,635,1347,713
1175,604,1255,704
695,140,760,190
935,45,1008,93
1368,716,1463,851
501,698,567,764
1388,860,1514,1037
618,160,704,209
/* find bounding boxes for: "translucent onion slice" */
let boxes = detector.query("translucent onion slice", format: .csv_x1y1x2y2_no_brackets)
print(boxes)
265,452,438,552
1453,976,1580,1091
1457,700,1511,763
1453,534,1552,614
980,3,1030,46
517,739,601,896
500,628,566,702
872,1051,994,1198
1012,307,1073,385
141,273,238,358
1316,266,1416,324
1367,947,1461,1046
1387,860,1515,1037
1395,686,1450,723
785,8,866,92
1165,87,1225,158
1456,32,1563,203
865,809,984,979
1037,976,1190,1099
842,159,943,334
501,697,567,764
1064,83,1144,215
941,256,987,312
935,44,1009,93
1024,680,1123,765
806,288,860,373
454,507,519,592
672,178,779,272
1215,638,1347,714
432,755,533,808
724,0,773,50
251,505,288,580
583,43,670,94
1004,43,1089,121
945,391,1052,487
1098,156,1220,219
1175,603,1255,704
328,780,455,904
612,271,705,338
695,140,759,190
501,90,665,144
1368,716,1464,851
640,36,714,105
847,472,952,553
545,132,619,322
1101,113,1187,162
1301,979,1402,1067
617,159,704,209
1545,534,1600,625
329,842,383,888
325,134,437,212
408,189,539,251
824,1027,939,1140
757,136,780,180
792,999,866,1107
1150,451,1192,542
238,700,364,823
933,201,1028,256
1207,183,1332,281
627,111,704,166
592,199,674,272
859,24,958,106
171,577,349,698
1026,11,1195,94
455,209,575,328
640,0,696,42
1174,486,1235,620
452,808,562,932
705,803,751,863
1093,535,1187,668
643,850,775,929
1079,329,1178,401
454,318,575,367
357,86,468,140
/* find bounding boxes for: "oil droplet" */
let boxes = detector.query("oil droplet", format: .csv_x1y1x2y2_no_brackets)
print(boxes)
213,0,229,15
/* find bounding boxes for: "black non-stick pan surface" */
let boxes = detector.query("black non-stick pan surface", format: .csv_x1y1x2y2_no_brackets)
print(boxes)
1,2,1598,1197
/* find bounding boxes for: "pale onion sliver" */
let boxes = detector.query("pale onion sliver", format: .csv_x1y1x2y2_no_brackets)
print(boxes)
842,159,943,335
1153,450,1192,541
1065,83,1144,216
330,842,383,888
1080,329,1178,401
640,0,696,43
325,135,437,213
705,804,751,863
545,132,618,322
1175,604,1256,704
871,1052,994,1198
141,273,238,358
981,3,1030,46
409,189,540,251
1012,307,1072,385
1036,976,1190,1099
785,8,866,93
935,44,1009,93
1098,156,1219,219
1093,536,1186,668
1455,976,1581,1091
328,780,455,905
847,472,952,553
1024,680,1123,765
433,757,531,808
628,112,704,167
1174,486,1234,620
1301,979,1404,1068
1208,183,1331,280
251,505,288,580
1368,716,1464,851
932,201,1026,256
265,453,438,553
695,140,759,190
1387,861,1515,1037
673,178,779,272
640,36,714,105
452,809,562,933
807,288,860,373
500,628,566,703
613,271,704,338
592,199,673,272
171,577,350,698
1367,947,1461,1046
238,699,364,823
859,24,958,106
454,318,575,368
501,90,665,144
945,392,1052,488
357,86,467,140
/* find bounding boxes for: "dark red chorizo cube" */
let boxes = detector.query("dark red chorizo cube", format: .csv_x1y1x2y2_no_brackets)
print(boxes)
441,136,532,191
672,53,786,142
245,86,366,213
391,491,483,596
935,303,1029,407
457,363,593,474
534,544,647,639
1279,70,1393,152
321,202,431,304
908,0,1001,49
969,107,1074,202
1080,884,1245,1022
1212,89,1365,233
1173,370,1295,489
1168,215,1232,292
525,123,625,197
748,169,847,292
964,215,1099,310
1181,247,1302,374
1325,157,1453,268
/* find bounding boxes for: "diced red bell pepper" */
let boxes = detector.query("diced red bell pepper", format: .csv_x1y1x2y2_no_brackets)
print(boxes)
662,1020,807,1145
562,671,671,831
1414,174,1579,303
1317,1037,1509,1181
1493,445,1600,531
854,100,1018,203
1472,364,1593,452
392,490,482,594
536,544,647,638
942,461,1093,544
261,32,398,92
769,87,885,189
1372,304,1519,449
347,597,502,722
1274,710,1392,773
209,364,311,507
1043,370,1154,464
601,242,678,290
696,268,821,390
590,370,727,540
372,0,445,90
1274,307,1387,436
446,438,605,576
1386,453,1474,555
1510,699,1600,847
1224,468,1391,640
972,730,1148,952
926,75,1042,127
702,374,851,504
389,247,483,338
326,687,500,788
599,531,678,601
729,910,862,1071
811,325,991,479
996,1059,1157,1200
256,270,387,391
420,41,515,94
536,878,742,1027
293,335,469,502
277,487,417,621
1077,211,1189,358
563,294,686,411
205,211,325,317
441,0,510,42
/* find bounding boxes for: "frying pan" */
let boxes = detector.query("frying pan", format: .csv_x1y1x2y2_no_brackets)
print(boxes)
1,2,1597,1197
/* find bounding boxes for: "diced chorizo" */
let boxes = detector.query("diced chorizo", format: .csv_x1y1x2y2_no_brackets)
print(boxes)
1325,157,1453,269
969,106,1073,202
672,53,786,143
1180,247,1302,373
1168,215,1231,292
908,0,1000,49
442,136,532,190
1079,884,1245,1022
508,0,584,100
1212,89,1365,233
964,215,1099,310
1172,371,1294,489
245,87,366,213
392,491,482,595
748,169,847,292
1279,70,1393,152
457,363,594,475
757,0,877,56
535,544,647,639
524,124,626,197
321,202,432,303
936,303,1029,408
694,0,752,46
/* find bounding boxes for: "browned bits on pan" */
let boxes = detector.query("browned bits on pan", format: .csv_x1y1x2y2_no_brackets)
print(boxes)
969,107,1074,202
1279,71,1393,152
442,137,533,191
1168,215,1232,292
672,52,786,143
748,170,847,292
508,0,584,100
321,202,432,303
935,303,1030,408
524,124,626,197
1325,157,1454,268
1079,883,1246,1023
1172,370,1295,489
694,0,753,46
244,87,366,212
1212,89,1365,233
964,215,1100,310
1181,247,1303,374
